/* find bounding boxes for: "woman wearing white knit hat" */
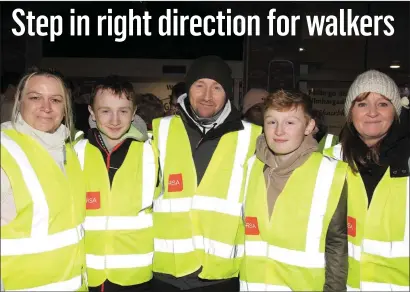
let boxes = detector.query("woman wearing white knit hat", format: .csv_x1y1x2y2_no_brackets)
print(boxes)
324,69,410,291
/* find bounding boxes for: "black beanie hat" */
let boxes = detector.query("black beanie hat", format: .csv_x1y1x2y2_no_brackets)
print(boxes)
185,55,233,99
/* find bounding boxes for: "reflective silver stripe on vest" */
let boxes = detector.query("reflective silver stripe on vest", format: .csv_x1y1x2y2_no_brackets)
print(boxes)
75,139,156,231
241,156,257,224
154,118,252,216
346,285,360,291
363,177,409,258
306,156,338,252
1,132,84,256
142,140,156,210
74,130,84,141
348,177,409,264
240,280,292,291
1,132,49,237
8,275,82,291
2,223,84,256
361,282,410,291
154,118,253,258
86,253,153,270
332,143,343,160
73,139,88,171
154,236,239,259
225,121,252,202
243,156,257,204
244,156,338,268
348,242,361,261
157,116,172,192
324,134,335,149
75,139,156,271
154,196,242,216
84,213,153,231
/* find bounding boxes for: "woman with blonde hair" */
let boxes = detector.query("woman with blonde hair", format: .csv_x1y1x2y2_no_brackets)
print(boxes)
325,70,409,291
1,68,87,291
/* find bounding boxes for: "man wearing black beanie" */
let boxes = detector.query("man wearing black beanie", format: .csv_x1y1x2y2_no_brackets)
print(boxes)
151,56,262,292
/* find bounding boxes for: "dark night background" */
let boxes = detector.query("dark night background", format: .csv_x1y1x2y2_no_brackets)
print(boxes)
1,1,409,136
1,1,409,87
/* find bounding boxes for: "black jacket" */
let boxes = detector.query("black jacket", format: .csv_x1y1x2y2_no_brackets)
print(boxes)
355,121,410,203
88,128,132,185
180,97,244,184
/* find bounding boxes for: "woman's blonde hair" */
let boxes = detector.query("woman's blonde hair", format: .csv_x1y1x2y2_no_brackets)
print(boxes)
10,67,74,142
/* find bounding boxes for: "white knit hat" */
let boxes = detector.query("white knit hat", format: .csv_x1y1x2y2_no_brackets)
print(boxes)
344,70,402,117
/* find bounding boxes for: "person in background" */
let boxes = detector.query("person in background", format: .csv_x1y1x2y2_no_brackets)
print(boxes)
151,55,261,292
242,88,268,126
1,68,87,291
165,82,186,116
324,70,410,290
74,75,158,292
69,80,91,139
1,72,20,123
399,86,409,137
136,93,165,131
311,109,339,153
240,90,348,291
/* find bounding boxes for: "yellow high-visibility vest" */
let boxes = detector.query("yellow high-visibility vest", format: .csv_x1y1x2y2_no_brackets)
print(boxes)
152,115,261,279
1,130,87,291
324,144,409,291
240,153,347,291
317,133,339,153
74,138,158,287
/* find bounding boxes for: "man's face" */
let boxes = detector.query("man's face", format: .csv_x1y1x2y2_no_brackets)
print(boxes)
189,78,226,118
89,89,135,142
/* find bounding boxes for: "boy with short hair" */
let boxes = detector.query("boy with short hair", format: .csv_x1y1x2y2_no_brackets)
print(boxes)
240,89,348,291
74,75,158,292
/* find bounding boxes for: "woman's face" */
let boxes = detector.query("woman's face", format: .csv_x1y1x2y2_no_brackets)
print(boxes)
351,92,395,146
19,75,66,133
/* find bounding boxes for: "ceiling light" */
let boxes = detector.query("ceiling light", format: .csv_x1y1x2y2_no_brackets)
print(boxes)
390,61,400,69
299,47,305,52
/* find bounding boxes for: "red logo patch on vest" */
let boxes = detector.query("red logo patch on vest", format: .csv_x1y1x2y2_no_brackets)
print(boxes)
168,173,183,192
347,216,356,237
86,192,101,210
245,217,260,235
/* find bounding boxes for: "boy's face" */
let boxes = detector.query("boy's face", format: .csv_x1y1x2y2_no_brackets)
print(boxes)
89,89,136,142
264,106,315,156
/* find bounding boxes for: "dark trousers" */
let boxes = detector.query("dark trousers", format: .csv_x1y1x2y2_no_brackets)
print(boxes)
89,280,152,292
151,278,239,292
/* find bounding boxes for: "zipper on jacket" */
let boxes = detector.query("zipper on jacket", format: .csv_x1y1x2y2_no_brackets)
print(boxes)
195,123,217,149
106,142,124,171
94,132,125,280
102,141,124,277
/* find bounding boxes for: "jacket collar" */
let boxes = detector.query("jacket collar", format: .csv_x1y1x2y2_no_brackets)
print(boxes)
177,94,244,139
